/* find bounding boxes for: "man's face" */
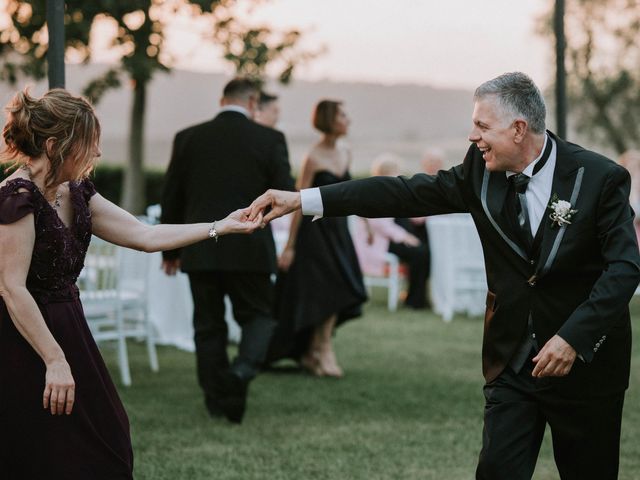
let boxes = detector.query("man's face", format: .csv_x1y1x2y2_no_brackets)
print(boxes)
256,101,280,128
468,97,519,172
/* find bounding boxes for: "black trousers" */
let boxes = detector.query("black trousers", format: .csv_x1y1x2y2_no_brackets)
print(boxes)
476,361,625,480
387,241,430,308
187,271,275,400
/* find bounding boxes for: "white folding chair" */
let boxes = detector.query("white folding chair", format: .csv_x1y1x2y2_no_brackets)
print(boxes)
80,237,159,386
80,237,132,386
363,252,401,312
118,247,159,375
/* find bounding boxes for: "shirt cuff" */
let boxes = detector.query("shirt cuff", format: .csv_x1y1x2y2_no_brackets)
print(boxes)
300,187,323,220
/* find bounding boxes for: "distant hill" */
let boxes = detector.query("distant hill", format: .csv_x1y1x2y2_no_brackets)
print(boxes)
0,64,479,174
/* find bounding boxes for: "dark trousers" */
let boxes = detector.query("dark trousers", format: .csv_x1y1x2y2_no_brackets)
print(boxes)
188,271,275,400
476,361,625,480
388,241,430,308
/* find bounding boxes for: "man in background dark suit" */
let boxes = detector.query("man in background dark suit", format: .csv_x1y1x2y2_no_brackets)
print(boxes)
249,72,640,478
161,78,294,423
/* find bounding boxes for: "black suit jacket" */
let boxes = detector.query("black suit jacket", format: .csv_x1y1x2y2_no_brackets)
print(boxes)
319,132,640,396
161,111,294,273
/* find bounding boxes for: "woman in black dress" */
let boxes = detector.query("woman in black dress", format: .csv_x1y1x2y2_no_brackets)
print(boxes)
0,89,260,479
267,100,367,377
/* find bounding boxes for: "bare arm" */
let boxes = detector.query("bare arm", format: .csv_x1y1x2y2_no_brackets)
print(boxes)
89,193,262,253
278,156,318,270
0,214,75,415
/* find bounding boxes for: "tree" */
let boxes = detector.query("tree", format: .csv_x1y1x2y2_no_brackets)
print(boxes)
539,0,640,154
0,0,318,212
213,14,324,85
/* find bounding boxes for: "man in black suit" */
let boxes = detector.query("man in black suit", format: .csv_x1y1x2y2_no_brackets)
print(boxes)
161,78,294,423
249,72,640,478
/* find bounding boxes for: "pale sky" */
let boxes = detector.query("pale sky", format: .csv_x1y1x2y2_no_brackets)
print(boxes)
0,0,553,90
163,0,553,89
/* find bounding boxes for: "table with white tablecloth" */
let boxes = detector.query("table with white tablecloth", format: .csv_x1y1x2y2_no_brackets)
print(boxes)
145,252,241,351
427,213,487,321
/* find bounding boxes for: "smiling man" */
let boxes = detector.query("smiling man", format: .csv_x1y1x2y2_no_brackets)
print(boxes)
249,72,640,479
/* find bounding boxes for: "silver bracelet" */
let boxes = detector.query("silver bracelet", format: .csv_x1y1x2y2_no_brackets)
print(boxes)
208,221,219,242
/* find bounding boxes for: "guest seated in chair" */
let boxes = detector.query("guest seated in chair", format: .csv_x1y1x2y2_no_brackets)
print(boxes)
354,154,431,309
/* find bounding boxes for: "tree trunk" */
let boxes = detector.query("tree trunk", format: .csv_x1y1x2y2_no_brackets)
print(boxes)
122,79,146,214
46,0,65,89
554,0,567,139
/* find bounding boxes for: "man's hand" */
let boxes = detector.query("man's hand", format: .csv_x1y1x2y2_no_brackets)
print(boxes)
531,334,577,378
249,190,302,225
162,258,181,276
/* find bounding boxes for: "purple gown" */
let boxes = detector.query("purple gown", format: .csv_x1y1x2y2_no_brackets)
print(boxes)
0,178,133,479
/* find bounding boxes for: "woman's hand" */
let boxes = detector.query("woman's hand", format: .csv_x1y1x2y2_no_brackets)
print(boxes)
217,207,263,236
402,233,421,247
278,246,295,271
44,358,75,415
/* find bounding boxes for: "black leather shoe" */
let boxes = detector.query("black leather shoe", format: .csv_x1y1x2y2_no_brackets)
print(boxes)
218,371,248,424
204,395,224,418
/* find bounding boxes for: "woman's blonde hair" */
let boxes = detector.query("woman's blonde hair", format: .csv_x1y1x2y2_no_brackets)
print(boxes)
371,153,403,177
1,88,101,188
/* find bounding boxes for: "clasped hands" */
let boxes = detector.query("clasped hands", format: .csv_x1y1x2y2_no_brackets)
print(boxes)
228,189,300,233
248,189,302,226
221,189,300,236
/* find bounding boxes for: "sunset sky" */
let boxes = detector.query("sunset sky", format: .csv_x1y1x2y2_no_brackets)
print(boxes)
0,0,553,89
164,0,552,89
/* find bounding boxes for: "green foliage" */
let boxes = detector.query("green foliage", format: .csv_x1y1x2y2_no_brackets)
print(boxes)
1,162,166,208
539,0,640,153
213,16,324,84
91,163,166,207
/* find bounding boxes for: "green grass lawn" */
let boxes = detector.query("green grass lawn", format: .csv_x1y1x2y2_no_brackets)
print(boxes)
105,296,640,480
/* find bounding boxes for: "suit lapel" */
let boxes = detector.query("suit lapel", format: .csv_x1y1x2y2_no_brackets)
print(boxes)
534,132,583,279
481,168,528,260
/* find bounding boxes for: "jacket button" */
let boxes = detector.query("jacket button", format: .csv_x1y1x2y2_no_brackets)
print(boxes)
530,259,535,265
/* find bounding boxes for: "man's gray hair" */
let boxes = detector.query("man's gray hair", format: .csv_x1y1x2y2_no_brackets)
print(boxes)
474,72,546,134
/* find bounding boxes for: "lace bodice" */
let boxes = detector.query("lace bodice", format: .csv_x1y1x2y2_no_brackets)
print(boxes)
0,178,96,299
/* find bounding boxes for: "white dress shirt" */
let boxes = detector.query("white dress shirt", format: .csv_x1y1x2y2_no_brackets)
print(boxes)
219,105,251,118
506,134,557,237
301,135,558,236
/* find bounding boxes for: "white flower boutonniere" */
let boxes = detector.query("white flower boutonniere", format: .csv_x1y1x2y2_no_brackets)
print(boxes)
548,194,578,228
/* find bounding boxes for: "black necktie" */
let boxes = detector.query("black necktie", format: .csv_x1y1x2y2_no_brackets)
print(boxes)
507,136,553,250
510,173,533,247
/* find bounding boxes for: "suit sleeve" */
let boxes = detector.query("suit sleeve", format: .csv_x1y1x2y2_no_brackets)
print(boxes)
320,164,469,218
268,131,295,191
558,165,640,362
160,131,188,261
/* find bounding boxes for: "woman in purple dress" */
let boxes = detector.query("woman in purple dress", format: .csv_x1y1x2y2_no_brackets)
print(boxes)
0,89,260,479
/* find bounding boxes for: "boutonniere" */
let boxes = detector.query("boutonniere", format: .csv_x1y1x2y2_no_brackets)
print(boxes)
548,194,578,228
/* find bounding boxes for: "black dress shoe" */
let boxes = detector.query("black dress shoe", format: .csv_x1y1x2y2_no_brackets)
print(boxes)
204,395,224,418
218,371,248,424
